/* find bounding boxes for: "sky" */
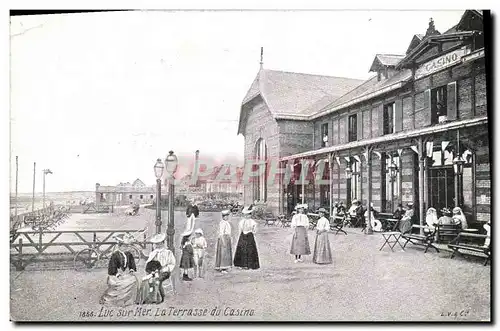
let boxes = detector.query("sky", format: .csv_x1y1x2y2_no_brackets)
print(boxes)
10,10,465,193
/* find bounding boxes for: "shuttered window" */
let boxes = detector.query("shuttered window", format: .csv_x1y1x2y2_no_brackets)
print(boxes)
348,114,358,142
447,81,457,120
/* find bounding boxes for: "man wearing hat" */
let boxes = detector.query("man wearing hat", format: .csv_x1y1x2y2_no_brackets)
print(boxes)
137,233,176,304
312,208,332,265
290,204,311,263
100,234,139,306
215,210,233,273
234,205,260,270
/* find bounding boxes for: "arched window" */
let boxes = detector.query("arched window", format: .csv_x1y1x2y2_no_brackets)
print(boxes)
253,138,268,202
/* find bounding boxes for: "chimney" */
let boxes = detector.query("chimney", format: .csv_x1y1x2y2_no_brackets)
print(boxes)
260,47,264,69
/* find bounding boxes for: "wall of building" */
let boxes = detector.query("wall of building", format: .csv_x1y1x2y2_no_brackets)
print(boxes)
242,98,281,213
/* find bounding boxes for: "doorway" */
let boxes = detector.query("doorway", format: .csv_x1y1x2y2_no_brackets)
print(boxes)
428,167,455,211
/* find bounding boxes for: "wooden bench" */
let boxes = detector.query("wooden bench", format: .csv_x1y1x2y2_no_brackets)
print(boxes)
330,216,347,235
401,225,439,253
448,232,491,266
436,223,462,244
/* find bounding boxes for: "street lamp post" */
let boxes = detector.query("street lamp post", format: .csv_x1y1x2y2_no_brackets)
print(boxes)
42,169,53,209
165,151,178,253
453,156,466,207
388,161,398,212
154,159,165,234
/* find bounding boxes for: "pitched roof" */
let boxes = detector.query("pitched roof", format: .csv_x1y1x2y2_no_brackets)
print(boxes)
369,54,406,72
406,34,425,54
238,68,364,133
313,69,412,118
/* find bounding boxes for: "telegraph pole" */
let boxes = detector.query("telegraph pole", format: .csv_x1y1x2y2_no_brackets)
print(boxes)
32,162,36,212
15,156,18,217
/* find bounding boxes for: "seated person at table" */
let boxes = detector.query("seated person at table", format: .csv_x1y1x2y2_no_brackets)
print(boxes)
348,200,359,219
437,208,454,225
337,202,346,216
401,203,416,223
392,204,404,220
452,207,468,230
483,220,491,248
364,203,382,232
425,207,438,230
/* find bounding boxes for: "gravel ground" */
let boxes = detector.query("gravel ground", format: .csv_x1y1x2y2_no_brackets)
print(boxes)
10,209,491,322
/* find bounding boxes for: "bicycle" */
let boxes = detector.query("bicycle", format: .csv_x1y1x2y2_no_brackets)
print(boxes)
73,228,150,271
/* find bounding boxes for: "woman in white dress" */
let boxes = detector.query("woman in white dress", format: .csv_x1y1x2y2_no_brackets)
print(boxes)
312,208,332,265
215,210,233,273
425,207,439,230
452,207,468,230
290,204,311,263
191,228,208,278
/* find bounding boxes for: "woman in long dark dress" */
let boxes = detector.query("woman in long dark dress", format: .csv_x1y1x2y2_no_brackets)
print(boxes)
99,235,139,306
233,206,260,270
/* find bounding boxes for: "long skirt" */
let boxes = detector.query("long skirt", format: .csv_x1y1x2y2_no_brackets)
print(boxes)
136,271,171,305
290,226,311,255
233,232,260,269
180,250,195,269
313,231,333,264
99,273,139,307
215,234,233,270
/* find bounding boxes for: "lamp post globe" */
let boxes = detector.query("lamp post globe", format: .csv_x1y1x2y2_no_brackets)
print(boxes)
165,151,178,177
154,158,165,180
453,156,465,175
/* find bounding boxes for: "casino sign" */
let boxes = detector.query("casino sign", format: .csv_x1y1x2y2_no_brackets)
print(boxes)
415,47,470,80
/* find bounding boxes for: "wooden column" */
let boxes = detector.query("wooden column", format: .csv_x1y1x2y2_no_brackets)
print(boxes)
329,153,334,217
365,147,373,235
418,137,425,234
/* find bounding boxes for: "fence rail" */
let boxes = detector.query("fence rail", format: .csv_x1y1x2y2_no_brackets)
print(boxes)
10,228,148,271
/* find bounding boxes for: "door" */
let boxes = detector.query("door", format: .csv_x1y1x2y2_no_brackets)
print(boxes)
428,167,455,211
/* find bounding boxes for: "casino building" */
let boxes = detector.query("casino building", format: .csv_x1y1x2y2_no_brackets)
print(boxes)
237,10,490,227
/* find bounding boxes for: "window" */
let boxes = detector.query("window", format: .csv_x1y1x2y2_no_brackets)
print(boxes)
431,86,447,124
350,160,360,201
253,138,268,202
129,194,132,199
321,123,329,147
150,195,153,199
382,154,400,212
383,103,395,135
140,195,143,199
348,114,358,142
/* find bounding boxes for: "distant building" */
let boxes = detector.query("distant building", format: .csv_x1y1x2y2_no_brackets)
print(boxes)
95,179,156,206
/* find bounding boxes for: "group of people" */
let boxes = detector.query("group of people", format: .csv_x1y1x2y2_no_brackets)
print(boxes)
425,206,468,230
290,204,332,264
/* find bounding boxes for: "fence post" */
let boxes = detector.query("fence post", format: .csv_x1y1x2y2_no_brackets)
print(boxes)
17,238,24,271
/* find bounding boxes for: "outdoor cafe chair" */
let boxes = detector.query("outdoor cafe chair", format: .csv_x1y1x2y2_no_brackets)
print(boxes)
379,218,412,252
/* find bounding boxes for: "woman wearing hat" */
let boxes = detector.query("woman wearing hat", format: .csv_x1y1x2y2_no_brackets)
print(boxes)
215,210,233,273
290,204,311,263
452,207,468,230
137,233,176,304
312,208,332,265
192,228,208,278
233,205,260,270
438,208,454,225
99,234,139,306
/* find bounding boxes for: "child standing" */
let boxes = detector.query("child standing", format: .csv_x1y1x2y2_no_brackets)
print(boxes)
180,233,195,281
192,228,208,278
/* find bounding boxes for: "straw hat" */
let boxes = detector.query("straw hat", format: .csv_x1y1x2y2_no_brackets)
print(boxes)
149,233,166,244
317,207,327,214
241,205,253,214
221,210,230,216
194,228,204,236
